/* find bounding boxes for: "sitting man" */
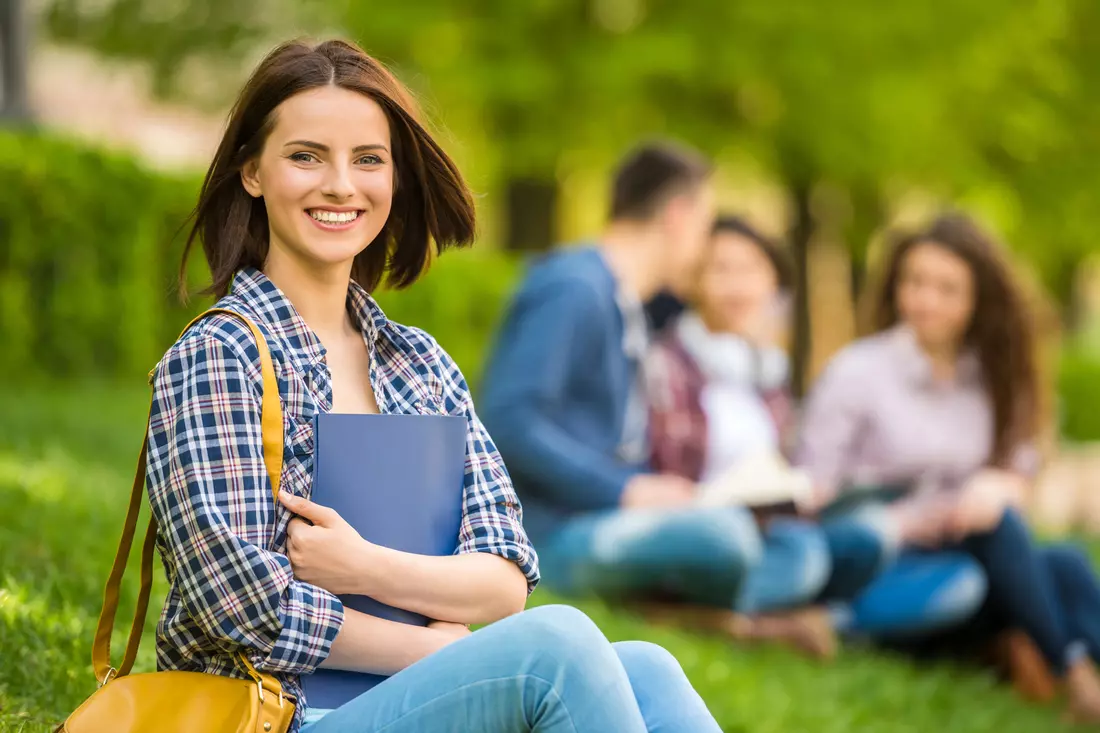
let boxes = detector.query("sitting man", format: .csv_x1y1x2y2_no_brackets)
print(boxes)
480,143,833,656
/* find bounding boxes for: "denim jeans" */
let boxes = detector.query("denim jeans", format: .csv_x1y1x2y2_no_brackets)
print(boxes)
942,509,1100,674
820,501,988,638
1045,543,1100,664
299,605,720,733
535,506,832,613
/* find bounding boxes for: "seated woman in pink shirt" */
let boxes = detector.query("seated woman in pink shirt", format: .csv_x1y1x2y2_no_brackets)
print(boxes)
647,216,987,659
797,212,1100,722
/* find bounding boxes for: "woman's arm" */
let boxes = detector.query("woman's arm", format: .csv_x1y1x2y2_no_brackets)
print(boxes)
646,335,707,482
284,328,539,626
280,491,528,624
147,326,344,675
320,609,469,675
793,348,870,508
353,548,528,625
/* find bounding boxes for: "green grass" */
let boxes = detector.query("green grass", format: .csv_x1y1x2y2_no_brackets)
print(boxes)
0,382,1094,732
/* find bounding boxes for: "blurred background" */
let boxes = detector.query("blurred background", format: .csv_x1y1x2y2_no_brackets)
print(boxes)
3,1,1100,731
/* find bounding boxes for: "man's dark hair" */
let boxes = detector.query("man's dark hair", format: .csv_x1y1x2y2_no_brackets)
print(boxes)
609,141,712,222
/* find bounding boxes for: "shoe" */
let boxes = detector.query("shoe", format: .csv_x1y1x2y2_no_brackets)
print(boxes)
743,607,839,661
628,601,838,661
991,629,1057,703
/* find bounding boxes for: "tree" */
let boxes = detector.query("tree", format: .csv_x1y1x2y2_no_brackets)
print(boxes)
0,0,31,122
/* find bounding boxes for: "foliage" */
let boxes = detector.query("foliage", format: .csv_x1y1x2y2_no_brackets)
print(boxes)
37,0,1100,297
1,382,1096,732
0,130,520,384
0,130,202,380
1057,341,1100,443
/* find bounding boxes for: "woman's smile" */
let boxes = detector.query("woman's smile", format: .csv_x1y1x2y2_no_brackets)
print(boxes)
305,207,365,231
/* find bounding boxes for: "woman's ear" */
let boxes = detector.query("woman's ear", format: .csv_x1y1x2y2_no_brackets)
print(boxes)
241,158,263,198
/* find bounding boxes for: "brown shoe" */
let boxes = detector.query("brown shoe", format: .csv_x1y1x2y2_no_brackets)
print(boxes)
628,601,837,661
991,629,1057,703
742,607,839,661
628,601,751,636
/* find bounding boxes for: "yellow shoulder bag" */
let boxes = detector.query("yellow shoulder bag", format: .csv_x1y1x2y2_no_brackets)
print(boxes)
59,309,297,733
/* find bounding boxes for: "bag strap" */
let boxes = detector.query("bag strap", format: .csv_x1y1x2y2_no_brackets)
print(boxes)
93,308,284,685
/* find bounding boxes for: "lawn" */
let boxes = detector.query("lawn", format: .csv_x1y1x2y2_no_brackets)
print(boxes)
0,382,1092,732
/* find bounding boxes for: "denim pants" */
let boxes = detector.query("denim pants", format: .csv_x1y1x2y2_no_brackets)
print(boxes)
535,506,833,613
299,605,720,733
941,509,1100,674
820,502,988,638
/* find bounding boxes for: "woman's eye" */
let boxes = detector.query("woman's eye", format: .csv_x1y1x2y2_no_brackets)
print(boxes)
290,152,318,163
356,155,383,166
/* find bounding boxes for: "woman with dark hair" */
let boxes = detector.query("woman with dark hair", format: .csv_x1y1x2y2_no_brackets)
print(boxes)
798,212,1100,721
646,216,987,656
147,38,720,733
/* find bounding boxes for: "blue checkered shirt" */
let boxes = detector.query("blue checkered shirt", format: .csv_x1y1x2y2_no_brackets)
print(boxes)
145,267,539,731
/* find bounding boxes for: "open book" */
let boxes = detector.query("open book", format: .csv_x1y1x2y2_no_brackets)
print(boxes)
694,451,814,513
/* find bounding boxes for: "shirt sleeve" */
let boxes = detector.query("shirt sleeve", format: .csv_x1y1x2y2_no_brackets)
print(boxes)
646,336,706,481
146,324,344,674
793,348,870,499
479,279,644,510
421,332,540,593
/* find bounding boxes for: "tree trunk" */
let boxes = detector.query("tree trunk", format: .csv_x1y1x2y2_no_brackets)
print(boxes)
0,0,31,123
845,182,884,325
504,177,557,252
788,180,814,400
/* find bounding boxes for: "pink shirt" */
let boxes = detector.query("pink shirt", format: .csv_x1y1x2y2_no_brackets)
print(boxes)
795,325,1037,498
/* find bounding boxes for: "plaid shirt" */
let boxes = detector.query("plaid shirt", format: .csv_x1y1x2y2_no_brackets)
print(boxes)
647,322,795,482
145,267,538,730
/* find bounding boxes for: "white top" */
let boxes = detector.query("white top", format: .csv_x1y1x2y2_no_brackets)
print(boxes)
675,313,787,481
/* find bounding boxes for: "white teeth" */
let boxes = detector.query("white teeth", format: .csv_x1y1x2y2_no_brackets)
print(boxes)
309,210,359,224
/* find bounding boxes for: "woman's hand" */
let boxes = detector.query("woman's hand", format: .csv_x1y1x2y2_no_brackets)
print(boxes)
620,474,696,509
278,492,373,595
947,470,1021,540
890,494,956,548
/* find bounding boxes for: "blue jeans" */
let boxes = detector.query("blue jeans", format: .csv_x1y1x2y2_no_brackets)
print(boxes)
943,509,1100,674
536,506,832,613
299,605,720,733
1045,543,1100,664
819,502,988,638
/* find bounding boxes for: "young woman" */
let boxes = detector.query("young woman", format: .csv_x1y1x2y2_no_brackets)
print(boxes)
797,212,1100,722
646,217,985,656
146,38,720,733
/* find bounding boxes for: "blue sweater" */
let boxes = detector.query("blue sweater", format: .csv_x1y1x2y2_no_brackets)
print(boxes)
479,246,647,543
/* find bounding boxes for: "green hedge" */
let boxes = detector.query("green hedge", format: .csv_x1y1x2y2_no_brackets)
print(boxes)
0,131,201,380
1057,342,1100,443
0,131,519,387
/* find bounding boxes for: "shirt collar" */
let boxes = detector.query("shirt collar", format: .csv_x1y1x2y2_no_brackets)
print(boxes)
888,323,981,388
228,267,390,374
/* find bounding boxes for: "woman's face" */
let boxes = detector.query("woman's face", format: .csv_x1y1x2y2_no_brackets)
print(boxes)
698,231,780,336
896,241,976,349
241,85,394,273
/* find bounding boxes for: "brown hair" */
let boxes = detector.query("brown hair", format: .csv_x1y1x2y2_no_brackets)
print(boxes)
711,215,794,291
609,141,712,222
873,212,1039,467
180,38,476,298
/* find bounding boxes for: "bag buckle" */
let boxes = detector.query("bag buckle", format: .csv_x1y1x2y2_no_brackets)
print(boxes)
98,667,117,688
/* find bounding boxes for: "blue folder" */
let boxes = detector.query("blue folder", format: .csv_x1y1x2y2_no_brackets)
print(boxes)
299,412,467,710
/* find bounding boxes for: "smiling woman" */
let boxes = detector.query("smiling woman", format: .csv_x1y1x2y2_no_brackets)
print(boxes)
77,37,723,733
182,40,474,300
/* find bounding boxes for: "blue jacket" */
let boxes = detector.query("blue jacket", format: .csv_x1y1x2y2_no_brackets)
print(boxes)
479,246,647,543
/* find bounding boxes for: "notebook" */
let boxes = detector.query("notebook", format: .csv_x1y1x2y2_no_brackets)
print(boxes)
299,411,467,710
